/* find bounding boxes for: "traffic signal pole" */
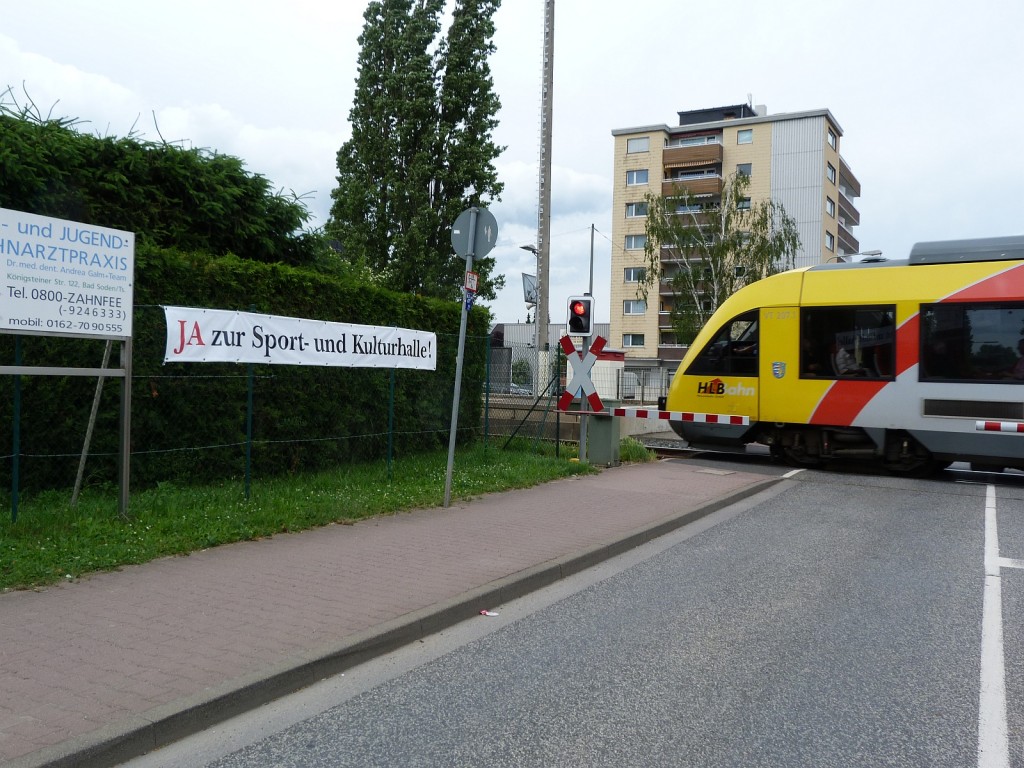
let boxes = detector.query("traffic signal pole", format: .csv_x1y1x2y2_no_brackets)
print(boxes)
565,295,595,462
581,223,594,462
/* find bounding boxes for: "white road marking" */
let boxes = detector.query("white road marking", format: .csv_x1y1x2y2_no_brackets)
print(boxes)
978,484,1009,768
781,468,805,479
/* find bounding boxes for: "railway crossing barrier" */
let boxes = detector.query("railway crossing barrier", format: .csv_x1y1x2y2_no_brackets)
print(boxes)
610,407,750,426
573,406,750,467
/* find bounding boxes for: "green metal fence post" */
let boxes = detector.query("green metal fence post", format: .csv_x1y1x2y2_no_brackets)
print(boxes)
484,338,491,452
387,367,395,481
245,305,255,501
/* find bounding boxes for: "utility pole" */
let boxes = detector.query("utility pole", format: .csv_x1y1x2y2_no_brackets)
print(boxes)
535,0,554,375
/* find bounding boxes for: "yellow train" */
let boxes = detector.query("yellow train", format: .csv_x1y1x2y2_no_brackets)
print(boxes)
665,235,1024,474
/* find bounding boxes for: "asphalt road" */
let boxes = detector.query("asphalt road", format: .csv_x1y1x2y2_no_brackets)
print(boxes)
124,460,1024,768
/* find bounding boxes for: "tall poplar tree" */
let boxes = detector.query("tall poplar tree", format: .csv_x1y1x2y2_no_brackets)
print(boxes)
329,0,504,302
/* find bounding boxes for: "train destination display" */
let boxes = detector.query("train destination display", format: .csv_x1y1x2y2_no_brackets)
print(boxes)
1,207,135,339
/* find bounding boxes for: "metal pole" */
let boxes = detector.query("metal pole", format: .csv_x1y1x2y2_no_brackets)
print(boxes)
245,362,253,501
444,208,478,507
11,336,21,523
245,304,255,501
578,223,597,463
589,222,595,295
72,339,113,507
535,0,555,372
118,337,132,519
483,340,491,452
388,368,395,481
579,339,588,463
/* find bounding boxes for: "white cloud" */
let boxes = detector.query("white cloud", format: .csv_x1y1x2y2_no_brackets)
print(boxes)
3,0,1024,328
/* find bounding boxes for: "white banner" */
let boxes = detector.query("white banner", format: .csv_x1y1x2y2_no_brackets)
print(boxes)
163,307,436,370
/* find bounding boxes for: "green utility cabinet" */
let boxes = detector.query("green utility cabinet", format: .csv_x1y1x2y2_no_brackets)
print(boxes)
587,413,620,467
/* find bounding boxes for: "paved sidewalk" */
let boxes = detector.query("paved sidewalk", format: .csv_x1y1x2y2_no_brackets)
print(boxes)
1,460,777,768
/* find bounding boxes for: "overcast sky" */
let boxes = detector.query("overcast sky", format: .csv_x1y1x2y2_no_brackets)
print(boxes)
3,0,1023,326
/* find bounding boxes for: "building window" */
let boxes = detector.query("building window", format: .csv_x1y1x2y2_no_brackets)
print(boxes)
624,267,646,283
626,137,649,154
737,129,753,145
623,334,645,348
826,197,835,217
625,201,648,218
736,163,752,177
623,299,647,315
827,162,836,184
825,232,835,251
737,197,751,210
669,135,721,148
800,306,896,379
625,234,646,250
827,128,837,149
626,169,649,185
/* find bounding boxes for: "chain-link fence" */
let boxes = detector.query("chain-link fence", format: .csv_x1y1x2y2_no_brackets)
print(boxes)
2,322,673,500
1,314,488,495
480,338,669,445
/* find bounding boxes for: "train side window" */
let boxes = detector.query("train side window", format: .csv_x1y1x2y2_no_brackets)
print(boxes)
685,310,759,377
921,302,1024,382
800,306,895,380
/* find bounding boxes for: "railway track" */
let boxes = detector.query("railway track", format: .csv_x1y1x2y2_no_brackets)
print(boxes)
637,435,696,460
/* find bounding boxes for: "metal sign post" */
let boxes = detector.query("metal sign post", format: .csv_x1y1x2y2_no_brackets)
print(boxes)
0,207,135,520
444,207,497,507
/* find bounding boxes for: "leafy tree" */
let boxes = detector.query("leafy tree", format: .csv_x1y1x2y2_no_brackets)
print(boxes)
638,172,800,343
329,0,504,302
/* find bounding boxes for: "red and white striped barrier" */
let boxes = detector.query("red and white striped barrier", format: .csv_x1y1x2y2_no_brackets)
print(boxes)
976,421,1024,434
610,407,749,426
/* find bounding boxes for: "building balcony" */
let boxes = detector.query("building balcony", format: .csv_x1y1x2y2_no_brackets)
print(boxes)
662,175,722,198
668,208,715,227
663,142,723,170
657,344,689,361
839,156,860,198
837,222,859,255
837,190,860,228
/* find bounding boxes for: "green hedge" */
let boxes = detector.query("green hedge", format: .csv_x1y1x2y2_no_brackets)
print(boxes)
0,244,488,491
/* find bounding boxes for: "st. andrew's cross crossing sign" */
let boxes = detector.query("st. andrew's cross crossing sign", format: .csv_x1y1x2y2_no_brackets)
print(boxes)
558,335,605,413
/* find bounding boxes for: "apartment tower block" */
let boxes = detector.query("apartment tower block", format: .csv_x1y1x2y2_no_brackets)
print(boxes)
610,103,861,371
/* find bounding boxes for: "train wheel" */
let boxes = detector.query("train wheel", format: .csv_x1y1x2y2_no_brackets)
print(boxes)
777,445,824,469
767,430,824,468
883,432,945,477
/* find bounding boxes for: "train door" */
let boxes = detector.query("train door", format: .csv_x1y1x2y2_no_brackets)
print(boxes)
758,306,816,423
681,309,760,420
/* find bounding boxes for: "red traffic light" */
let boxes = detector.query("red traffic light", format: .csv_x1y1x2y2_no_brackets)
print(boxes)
566,295,594,336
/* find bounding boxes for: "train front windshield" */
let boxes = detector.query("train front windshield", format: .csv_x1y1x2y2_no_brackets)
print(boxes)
684,311,759,378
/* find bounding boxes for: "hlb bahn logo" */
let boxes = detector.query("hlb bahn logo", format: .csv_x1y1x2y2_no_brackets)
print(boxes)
697,378,756,397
